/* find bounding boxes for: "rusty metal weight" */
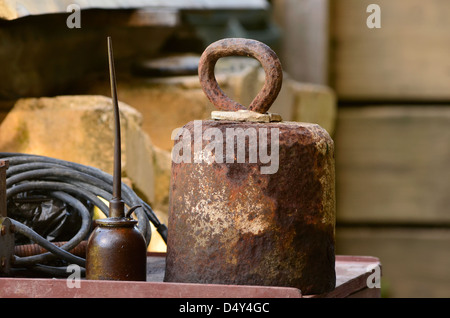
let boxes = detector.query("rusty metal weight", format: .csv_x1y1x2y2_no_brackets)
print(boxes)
164,38,336,294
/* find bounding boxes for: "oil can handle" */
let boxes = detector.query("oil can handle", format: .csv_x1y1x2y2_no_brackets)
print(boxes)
198,38,283,114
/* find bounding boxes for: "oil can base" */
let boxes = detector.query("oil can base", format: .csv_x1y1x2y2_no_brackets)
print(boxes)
86,217,147,281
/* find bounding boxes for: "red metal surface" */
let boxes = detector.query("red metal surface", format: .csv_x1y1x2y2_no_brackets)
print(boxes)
0,255,380,298
0,278,303,299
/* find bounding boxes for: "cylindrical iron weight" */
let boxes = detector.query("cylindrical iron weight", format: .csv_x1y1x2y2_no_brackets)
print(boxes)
164,38,336,295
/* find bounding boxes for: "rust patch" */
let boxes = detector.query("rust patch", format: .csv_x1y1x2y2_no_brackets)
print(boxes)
165,120,336,294
166,38,335,294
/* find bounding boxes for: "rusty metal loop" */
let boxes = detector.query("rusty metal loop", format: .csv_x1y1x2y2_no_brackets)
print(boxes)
198,38,283,114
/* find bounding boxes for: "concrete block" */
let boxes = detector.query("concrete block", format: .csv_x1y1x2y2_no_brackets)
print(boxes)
256,69,337,135
85,57,263,151
0,95,170,250
0,95,160,210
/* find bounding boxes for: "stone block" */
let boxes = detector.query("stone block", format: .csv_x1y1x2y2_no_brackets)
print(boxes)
0,10,175,100
289,81,337,135
0,95,141,179
0,95,170,250
256,69,337,135
84,57,263,151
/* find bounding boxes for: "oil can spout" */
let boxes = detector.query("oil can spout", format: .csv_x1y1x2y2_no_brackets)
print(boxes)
107,36,125,219
85,37,147,281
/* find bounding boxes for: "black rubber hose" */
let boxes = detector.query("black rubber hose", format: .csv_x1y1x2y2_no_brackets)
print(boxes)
10,190,91,267
2,153,164,240
11,218,87,267
4,158,151,242
1,152,167,269
11,264,86,278
2,153,162,232
5,168,152,240
7,181,110,218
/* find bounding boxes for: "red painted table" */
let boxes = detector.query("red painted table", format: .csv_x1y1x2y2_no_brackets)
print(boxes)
0,254,381,298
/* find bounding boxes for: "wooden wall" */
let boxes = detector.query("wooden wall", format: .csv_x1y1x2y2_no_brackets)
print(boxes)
331,0,450,101
272,0,330,85
330,0,450,297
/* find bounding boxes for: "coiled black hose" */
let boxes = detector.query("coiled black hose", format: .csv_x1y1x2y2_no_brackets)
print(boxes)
0,152,168,275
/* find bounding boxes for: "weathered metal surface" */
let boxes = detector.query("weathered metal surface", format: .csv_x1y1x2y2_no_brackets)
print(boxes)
165,120,336,294
165,38,336,294
86,218,147,281
198,38,283,114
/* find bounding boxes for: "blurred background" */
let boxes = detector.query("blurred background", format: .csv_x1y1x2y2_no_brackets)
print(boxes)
0,0,449,297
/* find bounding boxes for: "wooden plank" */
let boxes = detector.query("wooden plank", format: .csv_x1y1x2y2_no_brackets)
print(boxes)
335,106,450,224
347,287,380,298
272,0,330,85
0,0,268,20
336,227,450,298
332,0,450,100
